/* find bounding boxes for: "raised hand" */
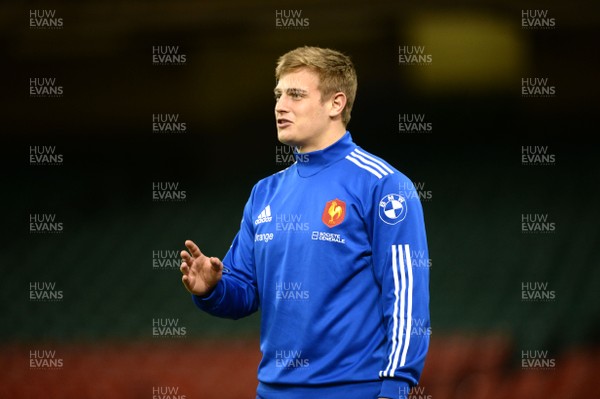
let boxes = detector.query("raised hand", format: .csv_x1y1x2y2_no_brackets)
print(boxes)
180,240,223,297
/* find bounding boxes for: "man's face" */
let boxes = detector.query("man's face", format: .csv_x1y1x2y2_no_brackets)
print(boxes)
274,68,332,152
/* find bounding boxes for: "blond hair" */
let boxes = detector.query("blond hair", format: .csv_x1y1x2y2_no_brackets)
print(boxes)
275,46,357,126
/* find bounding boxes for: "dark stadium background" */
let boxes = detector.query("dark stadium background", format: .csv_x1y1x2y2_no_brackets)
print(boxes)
2,2,599,398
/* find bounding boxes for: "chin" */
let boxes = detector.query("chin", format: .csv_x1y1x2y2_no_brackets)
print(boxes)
277,131,298,146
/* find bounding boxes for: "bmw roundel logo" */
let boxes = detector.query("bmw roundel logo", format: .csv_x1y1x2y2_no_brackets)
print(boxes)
378,194,407,225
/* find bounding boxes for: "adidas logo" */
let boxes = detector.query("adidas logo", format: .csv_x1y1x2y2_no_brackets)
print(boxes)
255,205,272,225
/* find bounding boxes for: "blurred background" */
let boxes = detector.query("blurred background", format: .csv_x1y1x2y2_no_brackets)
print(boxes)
1,1,599,398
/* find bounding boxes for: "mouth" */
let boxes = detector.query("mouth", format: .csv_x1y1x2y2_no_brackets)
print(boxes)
277,118,293,129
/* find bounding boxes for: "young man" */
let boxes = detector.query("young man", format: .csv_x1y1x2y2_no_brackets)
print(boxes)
180,46,430,399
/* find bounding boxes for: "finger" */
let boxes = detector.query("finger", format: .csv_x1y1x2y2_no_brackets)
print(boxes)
185,240,203,258
180,262,189,274
182,275,191,288
209,257,223,272
180,250,192,263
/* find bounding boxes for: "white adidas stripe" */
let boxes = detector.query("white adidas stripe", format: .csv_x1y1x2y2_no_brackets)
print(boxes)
349,150,390,176
345,154,383,179
354,148,394,174
381,244,413,378
400,244,414,367
382,244,402,377
391,244,408,375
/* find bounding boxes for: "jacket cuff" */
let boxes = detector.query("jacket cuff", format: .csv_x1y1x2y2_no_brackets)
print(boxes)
379,378,411,399
192,280,225,310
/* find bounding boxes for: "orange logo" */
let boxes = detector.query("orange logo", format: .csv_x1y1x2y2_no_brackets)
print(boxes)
322,199,346,228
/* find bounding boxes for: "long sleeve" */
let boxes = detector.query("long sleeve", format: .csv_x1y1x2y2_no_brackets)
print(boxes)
370,173,430,398
192,186,260,320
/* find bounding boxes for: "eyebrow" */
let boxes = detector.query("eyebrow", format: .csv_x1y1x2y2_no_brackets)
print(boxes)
274,87,308,96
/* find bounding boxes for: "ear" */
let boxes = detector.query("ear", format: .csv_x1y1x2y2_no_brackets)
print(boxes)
328,92,347,119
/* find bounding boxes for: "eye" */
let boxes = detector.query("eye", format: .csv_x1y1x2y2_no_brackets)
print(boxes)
289,89,305,100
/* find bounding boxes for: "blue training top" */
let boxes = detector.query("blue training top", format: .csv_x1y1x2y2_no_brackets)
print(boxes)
193,131,430,399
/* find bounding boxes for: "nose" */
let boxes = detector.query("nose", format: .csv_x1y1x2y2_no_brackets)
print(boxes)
275,96,289,116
